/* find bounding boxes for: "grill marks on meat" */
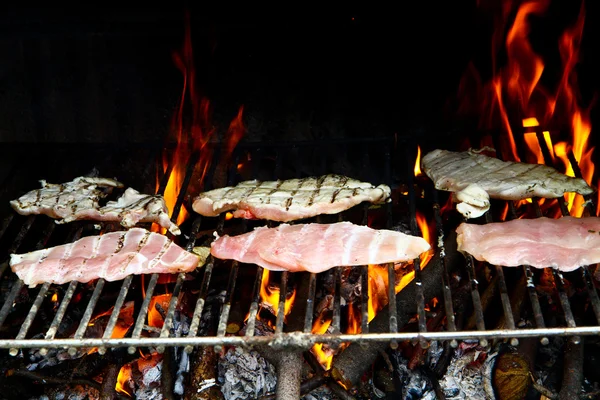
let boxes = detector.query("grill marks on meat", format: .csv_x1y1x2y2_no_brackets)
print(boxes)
10,177,124,223
210,222,430,273
193,174,391,222
422,149,594,200
10,178,179,234
97,188,180,235
456,216,600,271
10,228,199,287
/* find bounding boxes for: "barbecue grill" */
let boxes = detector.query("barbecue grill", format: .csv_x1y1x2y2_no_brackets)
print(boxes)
1,131,599,398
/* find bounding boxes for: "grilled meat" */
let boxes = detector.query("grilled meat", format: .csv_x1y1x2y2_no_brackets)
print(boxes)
422,149,594,218
193,174,391,222
456,216,600,271
10,178,179,234
210,221,430,273
98,188,180,235
10,177,124,222
10,228,199,287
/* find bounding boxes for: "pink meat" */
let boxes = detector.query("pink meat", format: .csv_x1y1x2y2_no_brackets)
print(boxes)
456,216,600,271
10,228,200,287
211,222,431,273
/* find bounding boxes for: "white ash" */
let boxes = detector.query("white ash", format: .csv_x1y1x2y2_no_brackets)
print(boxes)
301,386,336,400
392,353,433,399
135,386,163,400
435,343,497,400
218,346,277,400
174,348,190,395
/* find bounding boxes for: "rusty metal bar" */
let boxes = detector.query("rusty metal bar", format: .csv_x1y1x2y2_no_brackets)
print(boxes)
275,271,290,334
9,282,51,356
214,260,239,353
246,266,265,337
0,214,14,242
98,275,133,355
40,280,79,354
303,273,317,333
0,280,23,328
360,266,369,335
331,268,342,336
387,262,399,350
184,257,215,353
128,272,159,354
465,253,488,347
0,215,39,279
68,278,105,356
432,196,457,348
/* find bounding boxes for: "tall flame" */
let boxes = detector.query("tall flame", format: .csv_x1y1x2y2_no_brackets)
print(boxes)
458,0,594,216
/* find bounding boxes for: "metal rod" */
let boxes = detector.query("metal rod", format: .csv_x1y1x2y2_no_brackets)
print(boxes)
303,273,318,333
275,271,289,334
127,273,159,354
9,282,51,356
39,281,79,355
331,268,342,335
246,266,265,337
465,254,488,347
156,271,186,354
184,259,214,353
2,327,599,350
387,262,398,350
0,213,14,242
214,261,239,353
0,279,23,328
581,266,600,324
360,266,369,335
432,197,457,348
98,275,133,355
68,279,105,356
0,216,40,280
523,265,549,345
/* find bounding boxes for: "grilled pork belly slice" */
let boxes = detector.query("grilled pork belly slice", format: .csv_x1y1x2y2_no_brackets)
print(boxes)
10,178,179,234
10,177,124,222
211,221,430,273
422,149,593,218
456,216,600,271
10,228,199,287
98,188,180,235
193,174,391,222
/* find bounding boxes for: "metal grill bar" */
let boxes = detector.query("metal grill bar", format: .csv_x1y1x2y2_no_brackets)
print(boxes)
246,266,265,336
98,275,133,355
214,261,239,353
68,278,105,356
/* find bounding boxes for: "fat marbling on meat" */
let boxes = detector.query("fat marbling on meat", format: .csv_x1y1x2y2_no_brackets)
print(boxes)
456,216,600,271
193,174,391,222
210,221,431,273
10,228,199,287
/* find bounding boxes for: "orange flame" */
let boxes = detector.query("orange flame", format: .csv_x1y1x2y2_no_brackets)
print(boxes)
116,363,133,396
87,301,135,355
458,0,594,217
258,270,296,324
414,145,422,176
148,294,173,328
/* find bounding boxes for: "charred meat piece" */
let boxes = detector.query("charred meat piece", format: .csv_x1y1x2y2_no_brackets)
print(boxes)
10,177,123,223
193,174,391,222
10,228,199,287
456,216,600,271
422,149,593,217
10,178,179,234
98,188,180,235
211,221,430,273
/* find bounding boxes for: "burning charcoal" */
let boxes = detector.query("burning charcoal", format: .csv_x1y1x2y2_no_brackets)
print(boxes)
392,352,434,399
218,347,277,400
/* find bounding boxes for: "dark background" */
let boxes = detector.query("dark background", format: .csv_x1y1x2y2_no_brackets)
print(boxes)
0,1,597,146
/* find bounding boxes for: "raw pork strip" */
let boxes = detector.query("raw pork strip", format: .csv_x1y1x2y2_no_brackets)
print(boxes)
193,174,391,222
422,149,593,200
456,216,600,271
210,221,431,273
10,228,199,287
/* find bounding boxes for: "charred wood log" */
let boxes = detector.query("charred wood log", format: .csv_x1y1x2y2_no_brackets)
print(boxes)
559,339,584,400
184,346,224,400
99,363,121,400
331,230,463,388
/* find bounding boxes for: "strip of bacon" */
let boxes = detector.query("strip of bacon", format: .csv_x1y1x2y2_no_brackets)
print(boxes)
211,222,430,273
10,228,199,287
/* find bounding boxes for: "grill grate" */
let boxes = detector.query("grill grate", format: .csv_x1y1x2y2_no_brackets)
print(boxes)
1,136,600,358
